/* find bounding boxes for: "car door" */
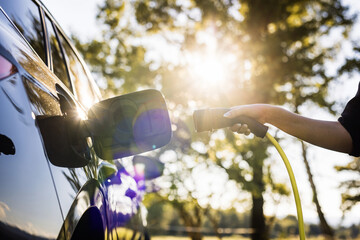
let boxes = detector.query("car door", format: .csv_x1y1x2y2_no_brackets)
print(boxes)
1,0,151,238
0,0,67,239
0,0,107,239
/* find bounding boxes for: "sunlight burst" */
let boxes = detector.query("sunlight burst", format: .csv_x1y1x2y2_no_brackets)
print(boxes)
187,51,230,92
185,30,233,92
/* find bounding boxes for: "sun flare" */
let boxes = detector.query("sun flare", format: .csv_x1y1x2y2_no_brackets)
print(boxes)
185,31,236,92
192,54,227,87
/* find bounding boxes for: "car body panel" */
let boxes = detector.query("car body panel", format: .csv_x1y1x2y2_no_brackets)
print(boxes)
57,179,107,240
0,72,62,239
0,1,151,239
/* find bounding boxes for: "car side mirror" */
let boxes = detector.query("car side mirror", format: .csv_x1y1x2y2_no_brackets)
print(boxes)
87,89,172,160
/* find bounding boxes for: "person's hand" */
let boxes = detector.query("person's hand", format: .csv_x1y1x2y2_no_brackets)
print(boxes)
223,104,270,135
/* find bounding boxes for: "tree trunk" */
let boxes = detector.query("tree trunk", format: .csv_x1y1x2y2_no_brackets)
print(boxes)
204,209,222,239
251,195,267,240
251,163,268,240
301,141,335,240
188,231,203,240
176,202,204,240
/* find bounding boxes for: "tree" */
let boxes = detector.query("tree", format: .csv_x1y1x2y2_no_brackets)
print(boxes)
300,141,335,239
335,158,360,212
76,0,355,239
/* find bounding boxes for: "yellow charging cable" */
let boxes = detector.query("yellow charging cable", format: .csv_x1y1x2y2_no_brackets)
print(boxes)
266,132,306,240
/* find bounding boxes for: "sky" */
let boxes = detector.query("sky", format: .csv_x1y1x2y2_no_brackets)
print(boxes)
41,0,360,227
42,0,102,41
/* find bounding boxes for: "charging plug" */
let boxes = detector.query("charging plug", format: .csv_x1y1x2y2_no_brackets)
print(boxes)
193,108,268,138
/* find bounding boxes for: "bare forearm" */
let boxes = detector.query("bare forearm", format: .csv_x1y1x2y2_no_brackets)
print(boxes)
225,104,353,154
265,106,352,154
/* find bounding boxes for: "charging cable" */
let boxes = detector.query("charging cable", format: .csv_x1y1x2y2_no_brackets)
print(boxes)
266,132,305,240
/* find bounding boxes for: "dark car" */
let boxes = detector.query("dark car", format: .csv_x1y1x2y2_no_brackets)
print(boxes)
0,0,171,239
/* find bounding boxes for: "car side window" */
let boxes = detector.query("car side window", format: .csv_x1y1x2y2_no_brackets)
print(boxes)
0,0,46,63
45,16,71,90
57,30,98,109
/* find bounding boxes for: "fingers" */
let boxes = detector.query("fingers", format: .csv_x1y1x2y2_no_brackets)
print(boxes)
226,106,251,135
230,123,251,136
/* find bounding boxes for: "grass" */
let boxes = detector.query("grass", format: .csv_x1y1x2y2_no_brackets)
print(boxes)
152,237,248,240
151,237,360,240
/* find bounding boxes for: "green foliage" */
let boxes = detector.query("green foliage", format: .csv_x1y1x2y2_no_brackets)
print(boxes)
340,47,360,74
336,224,360,239
135,0,181,31
75,0,356,239
271,215,300,238
217,209,251,229
144,193,182,235
335,158,360,212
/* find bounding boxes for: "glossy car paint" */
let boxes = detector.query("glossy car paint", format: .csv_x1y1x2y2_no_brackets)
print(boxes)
0,6,64,239
0,0,150,239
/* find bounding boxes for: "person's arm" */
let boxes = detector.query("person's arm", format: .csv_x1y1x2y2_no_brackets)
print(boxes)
224,104,353,154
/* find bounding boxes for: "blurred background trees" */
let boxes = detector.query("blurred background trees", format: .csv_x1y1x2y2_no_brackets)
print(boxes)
74,0,359,239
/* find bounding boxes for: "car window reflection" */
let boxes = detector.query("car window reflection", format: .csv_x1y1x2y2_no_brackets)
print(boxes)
0,0,46,63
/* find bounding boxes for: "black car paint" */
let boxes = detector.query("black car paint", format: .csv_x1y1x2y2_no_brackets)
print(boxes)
0,0,155,239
